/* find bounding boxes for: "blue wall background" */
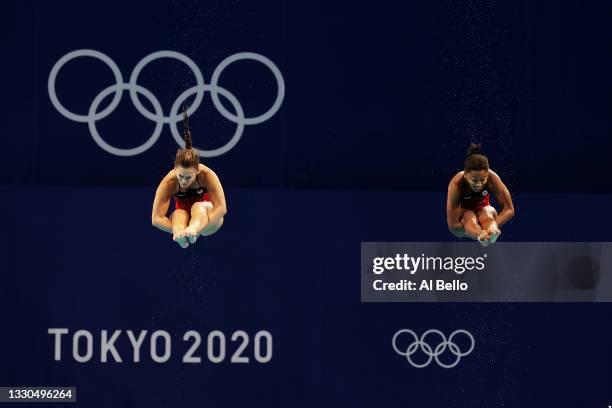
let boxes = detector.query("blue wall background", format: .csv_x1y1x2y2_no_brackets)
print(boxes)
2,0,610,192
2,1,612,407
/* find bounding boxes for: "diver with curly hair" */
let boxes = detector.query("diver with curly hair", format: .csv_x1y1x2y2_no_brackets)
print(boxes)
446,143,515,246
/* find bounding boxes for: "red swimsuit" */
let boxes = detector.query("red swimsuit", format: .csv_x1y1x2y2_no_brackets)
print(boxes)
173,179,211,211
460,179,491,213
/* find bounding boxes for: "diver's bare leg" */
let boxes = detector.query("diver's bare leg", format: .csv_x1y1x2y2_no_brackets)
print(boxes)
185,203,210,244
478,206,500,243
461,210,489,245
171,209,190,248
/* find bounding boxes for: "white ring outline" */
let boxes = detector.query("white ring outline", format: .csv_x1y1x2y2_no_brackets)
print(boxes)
169,84,245,158
210,52,286,126
392,329,475,369
48,49,124,123
48,49,284,157
128,50,206,124
88,83,164,157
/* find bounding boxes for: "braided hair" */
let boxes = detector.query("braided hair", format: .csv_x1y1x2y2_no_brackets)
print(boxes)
174,105,199,168
464,143,489,172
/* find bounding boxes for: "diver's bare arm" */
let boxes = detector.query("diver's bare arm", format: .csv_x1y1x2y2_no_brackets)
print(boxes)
153,216,173,233
490,172,515,226
446,180,464,230
496,205,514,227
151,179,173,233
205,170,228,225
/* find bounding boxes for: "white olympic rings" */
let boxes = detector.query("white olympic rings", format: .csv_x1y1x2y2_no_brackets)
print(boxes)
48,49,285,157
392,329,475,368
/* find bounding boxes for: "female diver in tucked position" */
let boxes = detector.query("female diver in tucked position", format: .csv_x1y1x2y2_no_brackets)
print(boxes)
151,109,227,248
446,143,515,247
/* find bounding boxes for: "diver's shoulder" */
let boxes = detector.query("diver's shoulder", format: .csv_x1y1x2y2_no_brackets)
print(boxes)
162,169,178,187
164,168,176,180
488,169,501,181
199,163,218,177
448,171,464,190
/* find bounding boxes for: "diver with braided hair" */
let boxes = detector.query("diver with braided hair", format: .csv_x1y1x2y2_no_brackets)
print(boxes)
446,143,515,247
151,108,227,248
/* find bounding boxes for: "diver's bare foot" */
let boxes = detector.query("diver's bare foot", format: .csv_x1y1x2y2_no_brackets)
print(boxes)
173,231,189,248
487,225,501,244
184,227,199,244
477,231,490,247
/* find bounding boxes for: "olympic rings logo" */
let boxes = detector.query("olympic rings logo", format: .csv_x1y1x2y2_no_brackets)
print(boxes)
48,49,285,157
392,329,475,368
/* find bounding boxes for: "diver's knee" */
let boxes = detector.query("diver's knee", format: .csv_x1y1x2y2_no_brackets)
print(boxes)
481,205,497,218
460,210,477,224
478,207,497,225
171,209,189,220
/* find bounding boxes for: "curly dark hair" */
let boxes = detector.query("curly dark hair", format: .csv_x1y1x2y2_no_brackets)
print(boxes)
464,143,489,172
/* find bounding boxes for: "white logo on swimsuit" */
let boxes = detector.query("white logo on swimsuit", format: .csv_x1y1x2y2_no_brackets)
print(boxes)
482,190,488,196
48,49,285,157
392,329,475,368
